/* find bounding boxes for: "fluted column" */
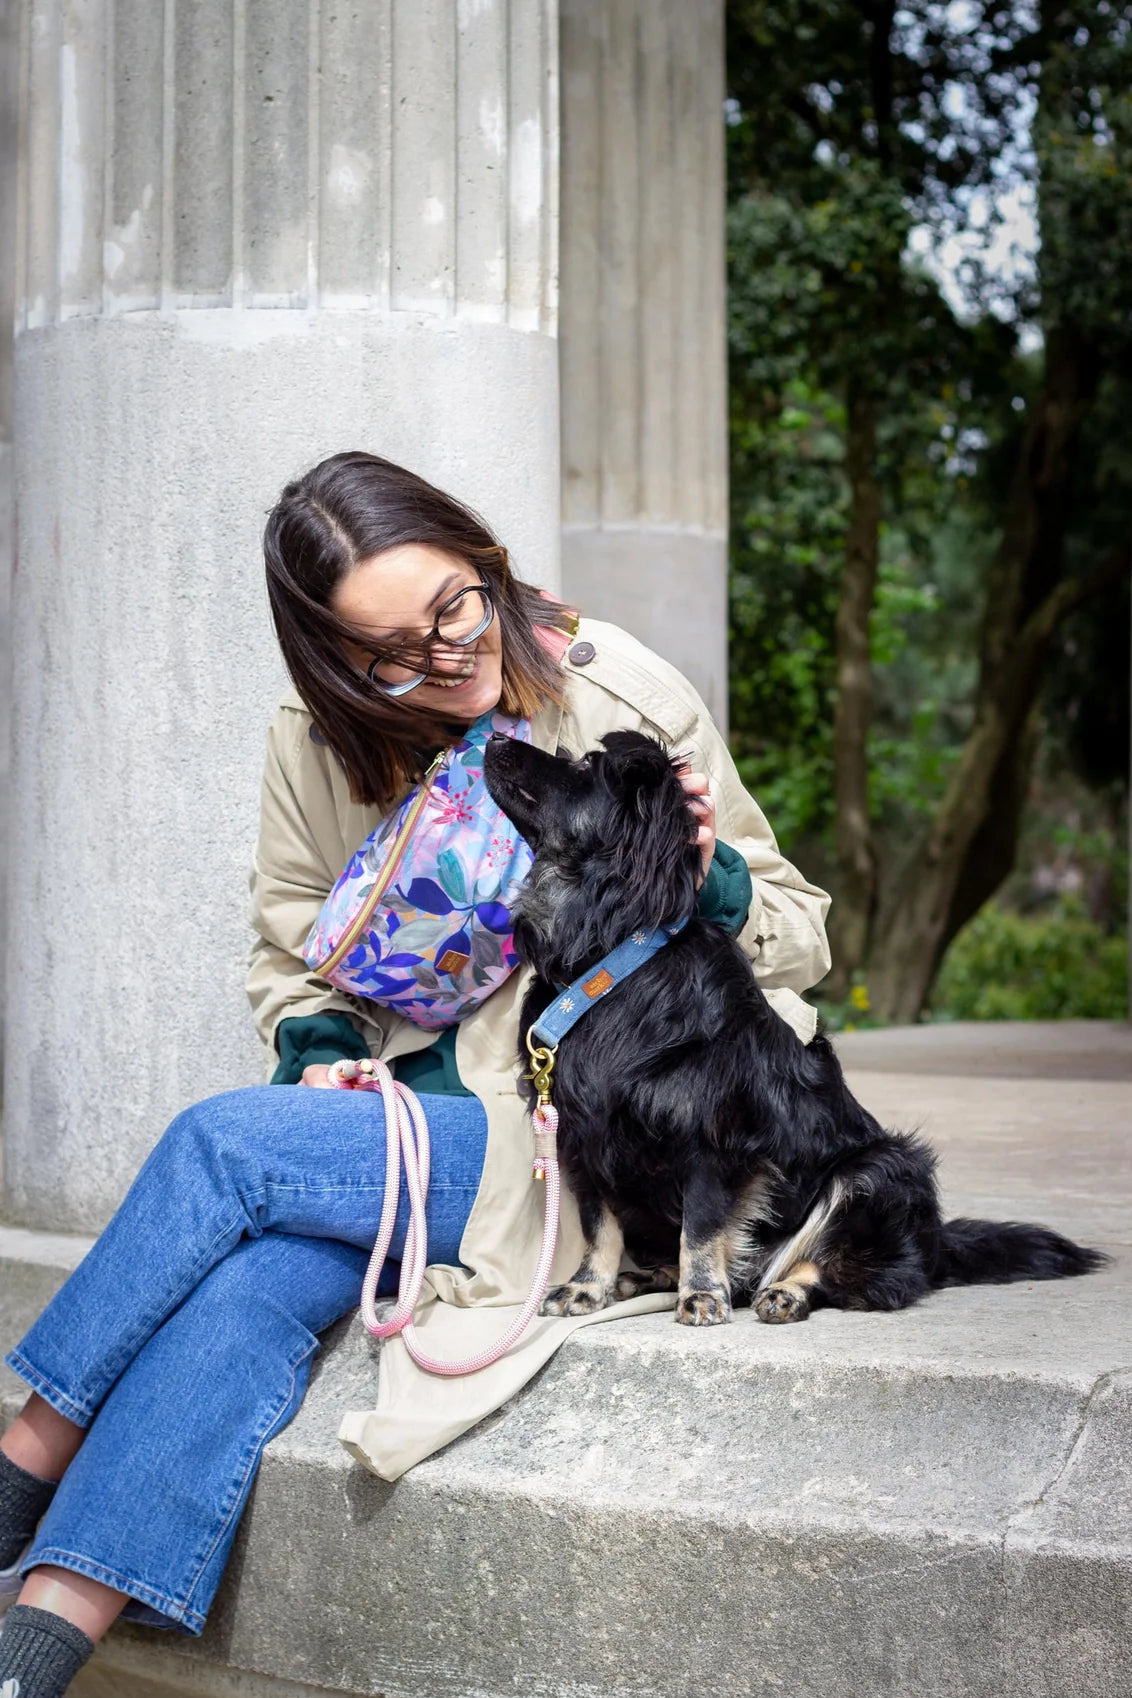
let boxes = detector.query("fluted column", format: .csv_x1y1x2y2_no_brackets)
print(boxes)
5,0,560,1231
0,0,16,1072
559,0,727,720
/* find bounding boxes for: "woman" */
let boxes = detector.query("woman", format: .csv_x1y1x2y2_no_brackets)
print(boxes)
0,452,831,1695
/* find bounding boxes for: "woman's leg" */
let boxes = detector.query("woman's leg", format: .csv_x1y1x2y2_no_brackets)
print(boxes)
21,1230,370,1635
0,1082,415,1528
0,1230,375,1696
1,1399,85,1483
5,1084,485,1431
0,1403,83,1581
2,1086,487,1636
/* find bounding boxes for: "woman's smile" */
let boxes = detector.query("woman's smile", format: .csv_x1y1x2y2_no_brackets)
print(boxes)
425,653,479,690
331,541,505,720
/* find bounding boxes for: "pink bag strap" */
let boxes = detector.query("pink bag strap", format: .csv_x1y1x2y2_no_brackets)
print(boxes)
533,592,579,664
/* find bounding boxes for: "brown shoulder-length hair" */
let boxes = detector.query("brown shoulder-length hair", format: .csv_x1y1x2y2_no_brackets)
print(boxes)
263,451,577,808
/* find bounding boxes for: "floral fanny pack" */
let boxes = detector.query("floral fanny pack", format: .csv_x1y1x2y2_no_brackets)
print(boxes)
303,710,535,1030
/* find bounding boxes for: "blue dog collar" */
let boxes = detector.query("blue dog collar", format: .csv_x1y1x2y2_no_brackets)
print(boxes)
530,917,688,1048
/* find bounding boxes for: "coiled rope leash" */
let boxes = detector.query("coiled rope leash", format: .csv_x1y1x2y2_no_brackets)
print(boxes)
328,1046,560,1377
329,926,691,1375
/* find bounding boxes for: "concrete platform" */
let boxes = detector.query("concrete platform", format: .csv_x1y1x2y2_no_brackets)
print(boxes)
2,1020,1130,1697
834,1016,1132,1081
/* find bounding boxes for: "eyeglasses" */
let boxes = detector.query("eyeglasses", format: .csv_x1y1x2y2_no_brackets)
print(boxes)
365,573,495,697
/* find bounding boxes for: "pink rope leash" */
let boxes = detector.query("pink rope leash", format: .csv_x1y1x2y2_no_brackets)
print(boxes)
328,1057,561,1376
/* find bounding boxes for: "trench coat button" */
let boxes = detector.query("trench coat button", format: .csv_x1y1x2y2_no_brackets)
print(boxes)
568,640,596,666
309,723,328,746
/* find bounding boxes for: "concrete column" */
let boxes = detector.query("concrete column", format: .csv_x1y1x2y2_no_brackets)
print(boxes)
5,0,560,1231
0,0,18,1079
558,0,728,721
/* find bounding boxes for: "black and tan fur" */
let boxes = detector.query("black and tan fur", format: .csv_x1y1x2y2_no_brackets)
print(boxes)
483,729,1105,1326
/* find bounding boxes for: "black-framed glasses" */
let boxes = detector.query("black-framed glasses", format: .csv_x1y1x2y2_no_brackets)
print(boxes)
365,573,495,697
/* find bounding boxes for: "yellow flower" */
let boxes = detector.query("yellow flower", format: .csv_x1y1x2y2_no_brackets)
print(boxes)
849,984,870,1012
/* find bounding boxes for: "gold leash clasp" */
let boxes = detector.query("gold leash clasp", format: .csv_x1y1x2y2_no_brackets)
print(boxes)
524,1027,558,1107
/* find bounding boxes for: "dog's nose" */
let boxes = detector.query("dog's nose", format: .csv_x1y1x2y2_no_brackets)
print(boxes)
487,731,509,745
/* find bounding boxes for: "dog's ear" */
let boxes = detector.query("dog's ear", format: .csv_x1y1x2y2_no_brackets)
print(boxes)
599,730,673,800
598,732,701,923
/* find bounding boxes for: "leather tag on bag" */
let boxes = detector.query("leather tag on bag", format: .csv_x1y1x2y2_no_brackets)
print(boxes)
437,949,471,975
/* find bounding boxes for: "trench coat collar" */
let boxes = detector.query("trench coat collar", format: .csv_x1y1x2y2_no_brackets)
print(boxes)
531,694,565,755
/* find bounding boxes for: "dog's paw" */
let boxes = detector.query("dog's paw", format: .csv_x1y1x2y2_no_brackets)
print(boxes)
541,1281,612,1317
754,1282,810,1324
614,1266,679,1301
675,1287,732,1327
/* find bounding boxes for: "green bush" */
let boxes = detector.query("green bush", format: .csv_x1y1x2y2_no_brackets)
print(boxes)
813,980,882,1034
930,898,1128,1022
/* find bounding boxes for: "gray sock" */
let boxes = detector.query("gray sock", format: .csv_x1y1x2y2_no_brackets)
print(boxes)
0,1604,95,1697
0,1451,58,1570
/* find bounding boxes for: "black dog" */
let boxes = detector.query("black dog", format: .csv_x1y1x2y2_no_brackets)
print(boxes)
483,729,1104,1326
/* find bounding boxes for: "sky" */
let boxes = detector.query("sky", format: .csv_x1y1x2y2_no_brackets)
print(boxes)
901,3,1044,350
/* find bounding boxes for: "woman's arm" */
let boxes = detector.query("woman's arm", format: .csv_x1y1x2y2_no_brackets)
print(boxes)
679,709,832,994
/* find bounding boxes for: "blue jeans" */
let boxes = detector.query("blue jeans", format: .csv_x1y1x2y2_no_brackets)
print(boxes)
5,1085,488,1634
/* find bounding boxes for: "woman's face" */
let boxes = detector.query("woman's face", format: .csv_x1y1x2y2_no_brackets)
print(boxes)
331,542,505,723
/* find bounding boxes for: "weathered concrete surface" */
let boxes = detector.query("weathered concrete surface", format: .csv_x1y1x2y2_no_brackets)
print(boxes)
6,0,562,1233
837,1024,1132,1249
5,310,558,1235
835,1016,1132,1080
1,1021,1129,1697
0,0,17,1074
562,525,728,727
559,0,728,722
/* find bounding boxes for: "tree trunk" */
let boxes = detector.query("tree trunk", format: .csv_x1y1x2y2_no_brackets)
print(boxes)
930,702,1042,984
866,326,1105,1024
824,384,881,1000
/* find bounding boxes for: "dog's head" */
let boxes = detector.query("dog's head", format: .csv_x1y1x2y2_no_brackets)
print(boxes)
483,729,701,981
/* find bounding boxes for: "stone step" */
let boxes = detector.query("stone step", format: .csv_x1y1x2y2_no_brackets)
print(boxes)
2,1221,1129,1698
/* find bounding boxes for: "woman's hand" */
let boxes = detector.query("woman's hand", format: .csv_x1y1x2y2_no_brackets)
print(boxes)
300,1058,379,1088
677,766,716,885
299,1064,336,1088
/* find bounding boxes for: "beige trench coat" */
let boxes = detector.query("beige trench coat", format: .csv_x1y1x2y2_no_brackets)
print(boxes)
248,618,832,1478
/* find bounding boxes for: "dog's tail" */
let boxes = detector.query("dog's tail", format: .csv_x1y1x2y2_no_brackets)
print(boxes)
936,1218,1107,1288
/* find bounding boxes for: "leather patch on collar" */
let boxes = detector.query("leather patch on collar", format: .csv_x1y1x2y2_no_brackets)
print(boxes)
583,967,614,999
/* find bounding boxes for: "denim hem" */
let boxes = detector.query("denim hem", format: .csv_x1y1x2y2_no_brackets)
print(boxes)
20,1545,206,1635
3,1351,95,1429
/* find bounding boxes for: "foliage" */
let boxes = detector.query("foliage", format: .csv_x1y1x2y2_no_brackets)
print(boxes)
929,898,1128,1021
813,977,886,1035
725,0,1132,1016
728,374,842,845
820,894,1129,1025
999,756,1129,932
1036,3,1132,353
1041,378,1132,795
725,1,1029,860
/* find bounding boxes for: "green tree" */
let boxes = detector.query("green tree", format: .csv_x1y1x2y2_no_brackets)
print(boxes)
726,0,1132,1021
869,0,1132,1020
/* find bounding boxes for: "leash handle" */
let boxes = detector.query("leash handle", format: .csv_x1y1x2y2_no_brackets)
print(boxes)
328,1058,560,1376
